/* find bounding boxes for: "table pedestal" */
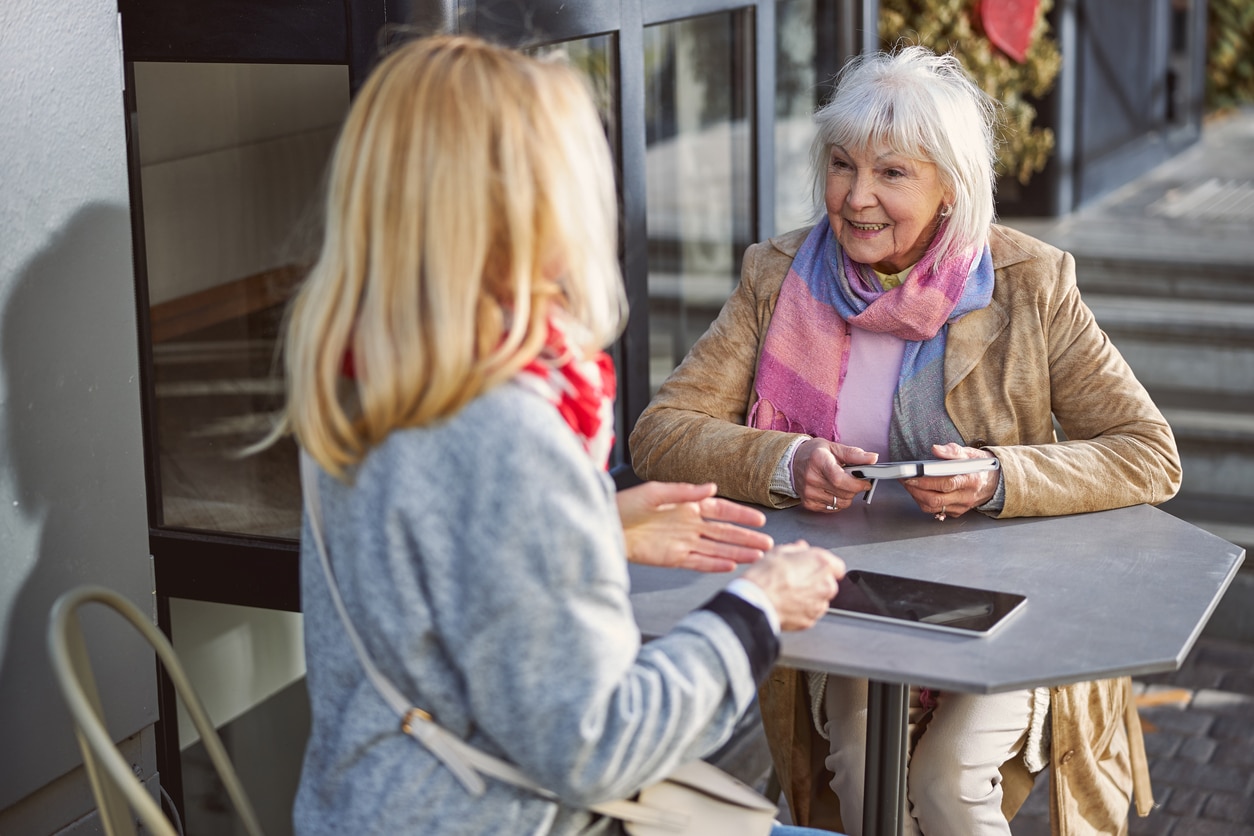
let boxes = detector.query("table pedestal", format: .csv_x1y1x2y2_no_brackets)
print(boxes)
863,681,908,836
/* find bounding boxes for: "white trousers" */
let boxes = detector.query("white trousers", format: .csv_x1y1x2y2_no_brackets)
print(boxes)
823,676,1033,836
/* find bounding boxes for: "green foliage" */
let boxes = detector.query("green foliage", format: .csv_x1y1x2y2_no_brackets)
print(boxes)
879,0,1061,186
1207,0,1254,110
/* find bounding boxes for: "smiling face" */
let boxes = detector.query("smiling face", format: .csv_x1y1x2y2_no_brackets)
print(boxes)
824,144,952,275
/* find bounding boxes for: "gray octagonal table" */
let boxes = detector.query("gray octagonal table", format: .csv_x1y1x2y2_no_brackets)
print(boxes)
628,480,1245,836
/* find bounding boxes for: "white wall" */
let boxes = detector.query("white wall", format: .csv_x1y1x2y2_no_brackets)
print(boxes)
0,0,154,829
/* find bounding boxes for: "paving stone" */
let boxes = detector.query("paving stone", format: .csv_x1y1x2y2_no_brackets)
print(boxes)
1016,780,1050,818
1189,688,1254,711
1008,813,1051,836
1176,735,1218,763
1194,640,1254,671
1210,711,1254,743
1129,811,1179,836
1219,669,1254,696
1159,666,1228,692
1202,790,1254,823
1170,821,1254,836
1139,683,1197,704
1210,739,1254,769
1142,730,1184,758
1153,760,1251,795
1161,785,1210,817
1139,706,1216,736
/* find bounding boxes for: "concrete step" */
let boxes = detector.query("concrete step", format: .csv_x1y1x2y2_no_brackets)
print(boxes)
1085,293,1254,398
1074,253,1254,303
1161,494,1254,560
1158,390,1254,504
1078,294,1254,501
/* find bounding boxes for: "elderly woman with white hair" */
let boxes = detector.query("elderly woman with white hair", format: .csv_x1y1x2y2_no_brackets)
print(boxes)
630,46,1180,834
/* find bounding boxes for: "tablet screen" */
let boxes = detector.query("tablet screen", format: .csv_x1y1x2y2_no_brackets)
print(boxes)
828,570,1026,636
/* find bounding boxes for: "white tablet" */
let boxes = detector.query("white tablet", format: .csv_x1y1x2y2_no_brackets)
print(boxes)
827,569,1026,637
843,458,999,481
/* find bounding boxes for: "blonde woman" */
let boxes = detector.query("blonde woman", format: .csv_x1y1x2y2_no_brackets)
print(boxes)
271,34,845,835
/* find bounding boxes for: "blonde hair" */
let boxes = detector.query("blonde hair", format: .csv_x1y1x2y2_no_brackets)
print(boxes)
274,35,625,477
809,46,1000,265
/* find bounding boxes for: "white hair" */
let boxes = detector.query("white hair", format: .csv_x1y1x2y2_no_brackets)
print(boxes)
809,45,999,264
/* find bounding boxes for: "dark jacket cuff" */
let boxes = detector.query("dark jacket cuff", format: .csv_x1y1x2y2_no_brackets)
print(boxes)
700,591,780,686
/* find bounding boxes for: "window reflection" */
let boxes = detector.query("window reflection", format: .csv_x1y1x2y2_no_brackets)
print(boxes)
776,0,820,233
134,62,350,538
775,0,857,232
136,37,617,538
644,12,754,393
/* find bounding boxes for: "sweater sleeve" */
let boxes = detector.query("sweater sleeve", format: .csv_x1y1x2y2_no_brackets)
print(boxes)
372,388,774,807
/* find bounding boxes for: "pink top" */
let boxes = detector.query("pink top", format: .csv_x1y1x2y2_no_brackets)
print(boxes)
835,325,906,457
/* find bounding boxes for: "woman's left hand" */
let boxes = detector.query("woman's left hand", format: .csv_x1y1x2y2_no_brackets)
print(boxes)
617,481,773,572
901,442,1000,520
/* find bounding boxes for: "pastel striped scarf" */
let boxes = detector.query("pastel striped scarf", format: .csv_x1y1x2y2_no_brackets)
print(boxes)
748,218,994,458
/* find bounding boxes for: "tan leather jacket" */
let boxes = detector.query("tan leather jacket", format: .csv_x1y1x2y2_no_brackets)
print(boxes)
631,224,1181,833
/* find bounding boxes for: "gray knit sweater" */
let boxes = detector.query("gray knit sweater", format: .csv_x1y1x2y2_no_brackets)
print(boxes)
293,382,763,834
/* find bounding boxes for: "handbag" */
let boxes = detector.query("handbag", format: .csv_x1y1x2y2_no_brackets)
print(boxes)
299,452,778,835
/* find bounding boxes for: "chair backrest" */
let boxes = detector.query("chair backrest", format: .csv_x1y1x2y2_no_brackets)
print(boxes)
47,585,265,836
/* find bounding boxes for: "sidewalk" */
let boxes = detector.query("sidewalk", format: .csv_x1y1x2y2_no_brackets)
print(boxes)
1002,105,1254,268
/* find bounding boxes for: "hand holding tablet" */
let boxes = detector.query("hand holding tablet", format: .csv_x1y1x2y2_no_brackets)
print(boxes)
842,458,999,503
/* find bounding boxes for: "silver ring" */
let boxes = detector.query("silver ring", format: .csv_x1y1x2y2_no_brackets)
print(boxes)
825,496,838,511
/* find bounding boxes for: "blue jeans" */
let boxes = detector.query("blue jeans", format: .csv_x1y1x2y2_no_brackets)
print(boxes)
772,825,845,836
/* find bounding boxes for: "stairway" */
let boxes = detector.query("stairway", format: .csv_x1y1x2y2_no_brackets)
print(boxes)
1079,258,1254,557
1001,108,1254,582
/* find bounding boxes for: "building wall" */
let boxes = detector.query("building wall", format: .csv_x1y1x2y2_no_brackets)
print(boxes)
0,0,155,830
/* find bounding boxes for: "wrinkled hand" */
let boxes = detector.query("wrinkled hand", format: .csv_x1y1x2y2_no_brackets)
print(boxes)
792,439,878,513
618,482,773,573
901,442,1000,519
741,540,846,631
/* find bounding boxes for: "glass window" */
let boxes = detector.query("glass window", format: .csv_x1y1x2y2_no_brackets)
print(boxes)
136,36,618,539
135,62,349,538
775,0,821,233
775,0,859,233
644,11,755,393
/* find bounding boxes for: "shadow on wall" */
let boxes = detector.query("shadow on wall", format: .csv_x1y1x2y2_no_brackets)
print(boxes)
0,204,154,811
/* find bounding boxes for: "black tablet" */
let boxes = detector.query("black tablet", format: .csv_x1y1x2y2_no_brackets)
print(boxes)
828,569,1026,637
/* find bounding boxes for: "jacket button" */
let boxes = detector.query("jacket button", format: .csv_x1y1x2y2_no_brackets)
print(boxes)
971,438,987,449
1060,750,1075,764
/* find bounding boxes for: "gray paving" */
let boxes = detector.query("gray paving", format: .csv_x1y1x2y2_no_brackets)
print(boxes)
1009,637,1254,835
1002,107,1254,835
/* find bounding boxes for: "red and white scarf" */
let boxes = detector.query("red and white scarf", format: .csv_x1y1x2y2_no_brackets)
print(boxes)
516,316,617,470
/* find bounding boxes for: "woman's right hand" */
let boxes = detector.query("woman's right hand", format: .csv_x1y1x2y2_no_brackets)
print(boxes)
792,439,878,513
741,540,846,631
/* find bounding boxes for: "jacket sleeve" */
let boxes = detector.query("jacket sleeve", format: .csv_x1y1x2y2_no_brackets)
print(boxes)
629,240,807,508
957,243,1182,518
